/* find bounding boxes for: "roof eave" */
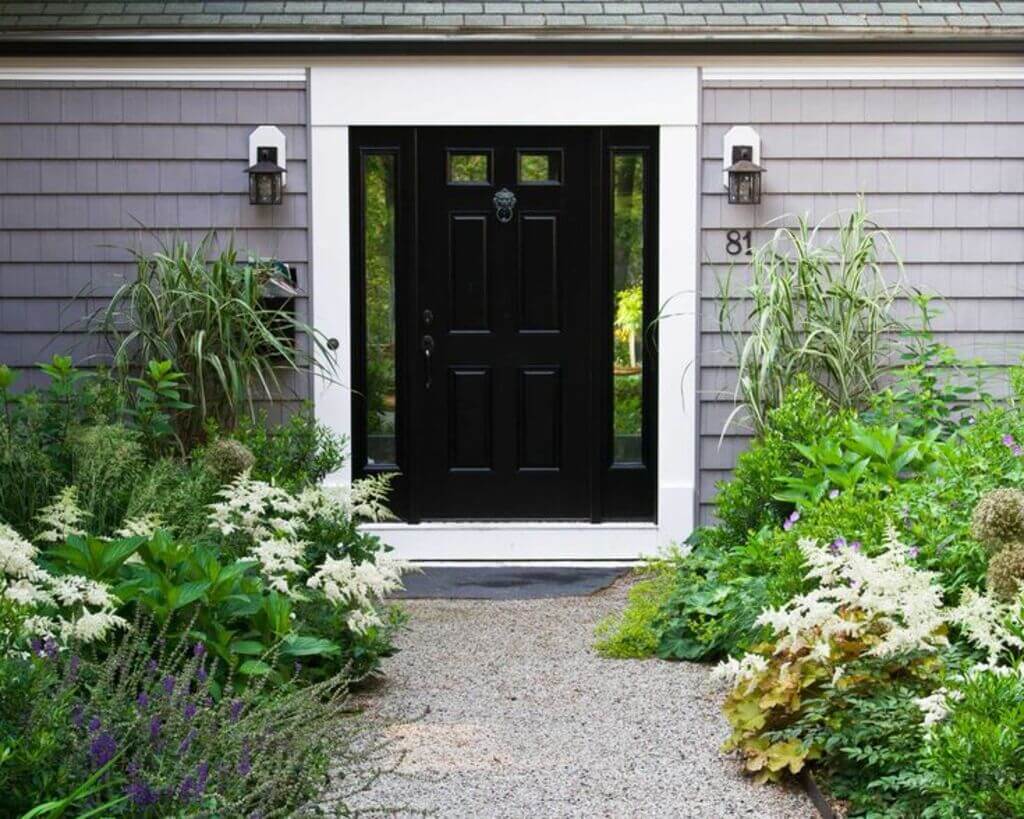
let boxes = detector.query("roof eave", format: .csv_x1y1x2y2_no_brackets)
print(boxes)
3,26,1024,55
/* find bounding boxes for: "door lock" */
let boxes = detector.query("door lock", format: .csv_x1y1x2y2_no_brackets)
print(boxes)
421,334,435,390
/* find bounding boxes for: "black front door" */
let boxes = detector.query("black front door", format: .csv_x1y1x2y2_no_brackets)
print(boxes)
415,127,593,519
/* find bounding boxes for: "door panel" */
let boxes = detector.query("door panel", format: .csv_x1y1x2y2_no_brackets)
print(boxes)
416,127,592,520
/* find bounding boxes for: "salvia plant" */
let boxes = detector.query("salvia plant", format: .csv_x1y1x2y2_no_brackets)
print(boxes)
5,617,382,818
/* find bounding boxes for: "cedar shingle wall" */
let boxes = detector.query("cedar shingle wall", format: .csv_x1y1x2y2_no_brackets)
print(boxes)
699,78,1024,523
0,80,310,417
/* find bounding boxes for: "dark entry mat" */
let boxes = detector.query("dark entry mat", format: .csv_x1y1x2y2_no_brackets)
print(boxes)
392,566,628,600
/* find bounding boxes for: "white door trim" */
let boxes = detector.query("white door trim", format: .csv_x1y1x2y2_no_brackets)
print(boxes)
309,61,700,561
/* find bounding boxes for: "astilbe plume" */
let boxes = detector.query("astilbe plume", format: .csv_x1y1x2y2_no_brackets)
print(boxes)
35,486,90,542
1,518,127,646
208,472,406,620
716,526,1023,691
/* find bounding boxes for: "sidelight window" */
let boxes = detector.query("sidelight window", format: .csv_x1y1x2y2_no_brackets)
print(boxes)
611,152,645,465
362,152,398,466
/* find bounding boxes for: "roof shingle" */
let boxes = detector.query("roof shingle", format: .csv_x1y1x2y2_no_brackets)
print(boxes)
2,1,1022,36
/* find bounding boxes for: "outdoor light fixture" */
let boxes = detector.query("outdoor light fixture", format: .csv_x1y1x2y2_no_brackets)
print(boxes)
722,126,764,205
247,125,287,206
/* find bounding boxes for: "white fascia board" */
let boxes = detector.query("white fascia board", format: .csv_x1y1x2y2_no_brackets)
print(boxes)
310,62,699,126
0,66,307,82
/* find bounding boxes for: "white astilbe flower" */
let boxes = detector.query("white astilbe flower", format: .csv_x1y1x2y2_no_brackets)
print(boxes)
60,609,129,642
915,688,962,727
115,513,164,539
208,471,299,540
306,552,407,633
250,537,308,595
35,486,89,542
0,522,47,583
346,608,384,635
755,526,949,659
950,587,1023,664
712,652,769,691
1,517,126,646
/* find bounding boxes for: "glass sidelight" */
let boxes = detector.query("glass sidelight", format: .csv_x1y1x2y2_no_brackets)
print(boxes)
362,152,398,466
611,152,645,465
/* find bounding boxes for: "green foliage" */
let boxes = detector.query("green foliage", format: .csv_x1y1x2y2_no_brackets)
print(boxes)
924,669,1024,818
718,200,908,432
714,377,842,544
788,680,934,817
594,557,677,659
613,373,642,437
125,360,192,456
125,457,221,543
98,234,335,443
774,421,940,508
68,424,145,535
232,407,346,491
0,654,78,814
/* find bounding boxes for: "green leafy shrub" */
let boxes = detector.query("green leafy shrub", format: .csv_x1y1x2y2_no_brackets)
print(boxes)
594,557,677,659
126,457,221,543
924,669,1024,818
714,377,842,544
232,406,346,491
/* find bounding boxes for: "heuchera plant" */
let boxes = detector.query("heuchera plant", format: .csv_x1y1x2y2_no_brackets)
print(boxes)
715,527,1021,782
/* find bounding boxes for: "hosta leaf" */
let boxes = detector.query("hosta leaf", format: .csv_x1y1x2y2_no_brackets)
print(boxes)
230,640,267,656
237,660,272,676
280,635,341,658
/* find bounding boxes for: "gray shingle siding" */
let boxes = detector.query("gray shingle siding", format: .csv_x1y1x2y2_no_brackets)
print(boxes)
2,0,1022,35
698,78,1024,524
0,80,311,417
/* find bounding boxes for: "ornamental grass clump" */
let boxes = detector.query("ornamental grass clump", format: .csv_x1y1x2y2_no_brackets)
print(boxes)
717,200,907,433
98,234,336,443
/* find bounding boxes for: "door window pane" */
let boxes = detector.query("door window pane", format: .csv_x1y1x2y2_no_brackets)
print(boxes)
612,153,645,464
448,151,490,184
364,153,397,465
518,151,562,184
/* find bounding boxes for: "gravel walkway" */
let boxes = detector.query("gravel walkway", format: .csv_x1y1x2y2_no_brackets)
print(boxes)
343,578,814,818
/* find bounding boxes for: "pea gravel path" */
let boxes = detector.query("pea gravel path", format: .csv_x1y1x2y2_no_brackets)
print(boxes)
344,578,814,818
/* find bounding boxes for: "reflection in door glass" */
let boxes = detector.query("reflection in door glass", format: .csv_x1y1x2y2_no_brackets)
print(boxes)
364,153,397,465
612,153,644,465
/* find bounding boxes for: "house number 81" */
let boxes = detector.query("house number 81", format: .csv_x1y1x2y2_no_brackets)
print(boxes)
726,230,752,256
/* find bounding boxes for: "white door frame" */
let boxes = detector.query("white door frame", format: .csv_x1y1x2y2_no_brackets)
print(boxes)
309,61,700,561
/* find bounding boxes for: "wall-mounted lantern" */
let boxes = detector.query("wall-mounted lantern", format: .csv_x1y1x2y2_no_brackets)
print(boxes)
722,126,764,205
247,125,287,206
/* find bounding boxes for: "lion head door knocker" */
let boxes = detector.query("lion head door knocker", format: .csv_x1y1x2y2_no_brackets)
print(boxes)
492,188,517,224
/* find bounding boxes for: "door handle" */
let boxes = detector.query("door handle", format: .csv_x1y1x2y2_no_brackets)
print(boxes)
421,334,435,390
